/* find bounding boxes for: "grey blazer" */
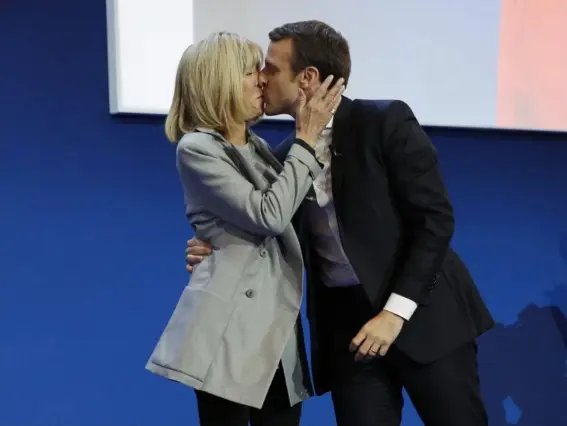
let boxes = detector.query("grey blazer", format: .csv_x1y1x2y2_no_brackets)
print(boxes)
146,128,321,408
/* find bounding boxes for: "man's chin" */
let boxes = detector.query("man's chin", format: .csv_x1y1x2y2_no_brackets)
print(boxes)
263,108,278,117
264,108,292,117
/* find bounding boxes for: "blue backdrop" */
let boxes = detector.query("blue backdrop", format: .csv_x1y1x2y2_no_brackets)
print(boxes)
1,1,566,425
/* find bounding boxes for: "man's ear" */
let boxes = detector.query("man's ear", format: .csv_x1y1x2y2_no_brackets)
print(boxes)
298,66,320,89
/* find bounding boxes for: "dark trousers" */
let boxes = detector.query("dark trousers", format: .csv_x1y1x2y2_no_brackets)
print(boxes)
195,365,302,426
322,286,488,426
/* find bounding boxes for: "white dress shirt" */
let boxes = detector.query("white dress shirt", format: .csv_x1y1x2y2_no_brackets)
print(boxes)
305,123,418,321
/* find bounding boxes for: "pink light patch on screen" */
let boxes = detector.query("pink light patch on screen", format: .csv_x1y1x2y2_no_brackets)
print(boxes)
496,0,567,131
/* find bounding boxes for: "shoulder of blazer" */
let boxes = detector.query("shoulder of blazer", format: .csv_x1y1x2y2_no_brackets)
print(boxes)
348,99,419,166
176,130,226,157
353,99,419,131
177,129,273,157
176,131,254,183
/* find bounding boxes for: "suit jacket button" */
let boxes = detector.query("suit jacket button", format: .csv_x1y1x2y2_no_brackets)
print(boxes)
260,249,268,257
245,289,255,298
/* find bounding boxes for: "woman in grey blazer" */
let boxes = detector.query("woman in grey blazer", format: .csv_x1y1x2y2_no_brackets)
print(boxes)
145,32,344,426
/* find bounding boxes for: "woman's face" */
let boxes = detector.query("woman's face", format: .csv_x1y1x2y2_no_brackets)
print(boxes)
243,67,264,121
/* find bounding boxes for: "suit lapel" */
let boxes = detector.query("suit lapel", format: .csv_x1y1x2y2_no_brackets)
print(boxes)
330,97,354,216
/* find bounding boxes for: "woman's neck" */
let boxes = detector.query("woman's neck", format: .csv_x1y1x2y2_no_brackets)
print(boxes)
223,124,247,147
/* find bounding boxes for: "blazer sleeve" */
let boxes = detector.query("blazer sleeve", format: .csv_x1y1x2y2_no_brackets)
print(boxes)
177,136,322,236
379,100,455,303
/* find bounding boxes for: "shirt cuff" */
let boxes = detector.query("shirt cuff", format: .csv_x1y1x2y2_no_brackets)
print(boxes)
383,293,418,321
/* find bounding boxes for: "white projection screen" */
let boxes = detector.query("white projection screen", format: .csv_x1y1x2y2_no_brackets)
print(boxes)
106,0,567,132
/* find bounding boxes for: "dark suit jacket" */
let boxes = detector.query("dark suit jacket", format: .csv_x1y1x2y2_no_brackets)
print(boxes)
274,97,495,395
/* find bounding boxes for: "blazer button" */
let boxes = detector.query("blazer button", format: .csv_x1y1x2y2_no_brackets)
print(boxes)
259,249,268,257
245,289,255,298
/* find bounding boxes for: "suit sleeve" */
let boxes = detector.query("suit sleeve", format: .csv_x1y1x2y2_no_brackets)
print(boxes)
379,100,455,304
177,137,321,236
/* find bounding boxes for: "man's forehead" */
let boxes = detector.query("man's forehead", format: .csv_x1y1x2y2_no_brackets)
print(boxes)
266,40,292,64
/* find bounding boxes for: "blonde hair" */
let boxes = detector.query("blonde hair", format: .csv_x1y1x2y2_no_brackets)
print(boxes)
165,32,263,143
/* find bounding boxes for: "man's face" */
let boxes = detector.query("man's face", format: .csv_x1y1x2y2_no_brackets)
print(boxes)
260,39,301,117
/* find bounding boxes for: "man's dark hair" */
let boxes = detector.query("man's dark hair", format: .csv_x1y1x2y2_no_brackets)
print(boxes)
268,20,351,85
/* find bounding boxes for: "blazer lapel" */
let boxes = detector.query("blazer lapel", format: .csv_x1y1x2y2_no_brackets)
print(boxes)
195,127,268,190
330,97,354,217
249,132,284,174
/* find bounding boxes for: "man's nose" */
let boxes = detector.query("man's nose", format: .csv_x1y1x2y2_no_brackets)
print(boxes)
258,72,267,88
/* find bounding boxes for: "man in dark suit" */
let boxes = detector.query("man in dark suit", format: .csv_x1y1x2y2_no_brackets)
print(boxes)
185,20,495,426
